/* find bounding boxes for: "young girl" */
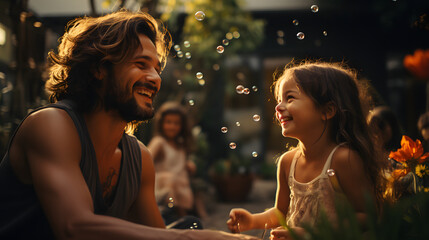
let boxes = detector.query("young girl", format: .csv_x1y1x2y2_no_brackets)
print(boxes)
227,62,383,239
148,102,196,219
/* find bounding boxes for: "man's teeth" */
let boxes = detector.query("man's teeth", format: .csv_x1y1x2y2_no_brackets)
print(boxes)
137,89,153,97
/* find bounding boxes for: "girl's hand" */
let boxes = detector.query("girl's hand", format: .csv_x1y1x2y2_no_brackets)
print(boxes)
270,226,307,240
186,160,197,175
227,208,253,233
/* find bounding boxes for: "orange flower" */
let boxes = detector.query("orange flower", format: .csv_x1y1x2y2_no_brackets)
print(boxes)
389,135,429,164
403,49,429,81
391,168,409,179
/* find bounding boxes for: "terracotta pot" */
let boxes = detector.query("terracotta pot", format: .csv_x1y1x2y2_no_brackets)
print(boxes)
212,174,254,202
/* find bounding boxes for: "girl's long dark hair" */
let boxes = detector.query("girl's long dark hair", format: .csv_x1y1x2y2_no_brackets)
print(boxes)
273,60,384,207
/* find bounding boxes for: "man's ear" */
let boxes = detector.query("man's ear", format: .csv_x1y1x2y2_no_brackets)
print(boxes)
322,102,337,120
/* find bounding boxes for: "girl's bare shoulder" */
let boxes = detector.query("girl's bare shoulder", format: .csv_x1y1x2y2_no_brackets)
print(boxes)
277,147,299,169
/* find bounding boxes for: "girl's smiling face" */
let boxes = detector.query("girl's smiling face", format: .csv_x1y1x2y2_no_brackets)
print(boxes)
162,113,182,140
275,76,324,139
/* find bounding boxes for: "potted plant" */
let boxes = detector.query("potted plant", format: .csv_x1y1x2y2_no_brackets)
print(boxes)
210,151,254,202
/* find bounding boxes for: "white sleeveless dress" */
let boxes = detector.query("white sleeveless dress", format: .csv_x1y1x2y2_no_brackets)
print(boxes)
153,136,193,210
285,144,343,227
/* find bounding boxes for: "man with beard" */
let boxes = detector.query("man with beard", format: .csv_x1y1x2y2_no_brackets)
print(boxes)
0,10,257,240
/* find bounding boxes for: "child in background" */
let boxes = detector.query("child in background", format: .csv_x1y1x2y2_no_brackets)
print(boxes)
148,102,196,220
367,106,403,168
227,62,384,239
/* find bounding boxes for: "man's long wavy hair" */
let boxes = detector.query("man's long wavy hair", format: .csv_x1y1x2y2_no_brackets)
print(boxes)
45,10,171,134
273,61,385,209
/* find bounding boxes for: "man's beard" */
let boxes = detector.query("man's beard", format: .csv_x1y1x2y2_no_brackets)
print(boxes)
103,81,155,123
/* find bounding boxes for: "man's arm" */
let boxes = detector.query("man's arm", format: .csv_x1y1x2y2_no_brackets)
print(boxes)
16,108,258,240
126,141,165,228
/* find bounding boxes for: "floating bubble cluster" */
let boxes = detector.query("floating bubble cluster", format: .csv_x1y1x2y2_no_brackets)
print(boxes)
168,197,174,208
297,32,305,40
221,127,228,133
195,11,205,21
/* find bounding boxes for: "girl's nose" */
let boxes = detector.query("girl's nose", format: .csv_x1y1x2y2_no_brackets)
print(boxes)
275,102,285,112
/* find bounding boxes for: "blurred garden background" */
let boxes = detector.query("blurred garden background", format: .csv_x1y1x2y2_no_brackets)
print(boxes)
1,0,429,226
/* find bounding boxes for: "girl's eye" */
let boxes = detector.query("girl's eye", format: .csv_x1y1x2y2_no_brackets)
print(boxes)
286,95,294,101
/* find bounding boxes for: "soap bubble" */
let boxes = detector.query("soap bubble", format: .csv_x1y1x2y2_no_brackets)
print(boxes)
297,32,305,40
185,63,192,70
277,30,284,37
188,99,195,106
216,45,224,53
293,19,299,26
185,52,191,59
184,40,191,48
327,169,335,176
277,38,285,45
311,5,319,13
252,152,258,157
252,86,258,92
213,64,220,71
235,122,241,127
243,88,250,95
177,51,183,58
222,39,229,46
221,127,228,133
198,79,205,86
323,30,328,36
229,142,237,149
196,72,203,79
226,32,233,40
236,85,244,94
174,45,181,51
168,197,174,208
195,11,205,21
232,31,240,39
253,114,261,122
177,80,182,85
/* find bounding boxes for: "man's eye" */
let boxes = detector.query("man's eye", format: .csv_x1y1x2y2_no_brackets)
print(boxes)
136,62,146,68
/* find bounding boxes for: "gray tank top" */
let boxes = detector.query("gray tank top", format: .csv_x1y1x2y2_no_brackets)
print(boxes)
0,100,142,238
